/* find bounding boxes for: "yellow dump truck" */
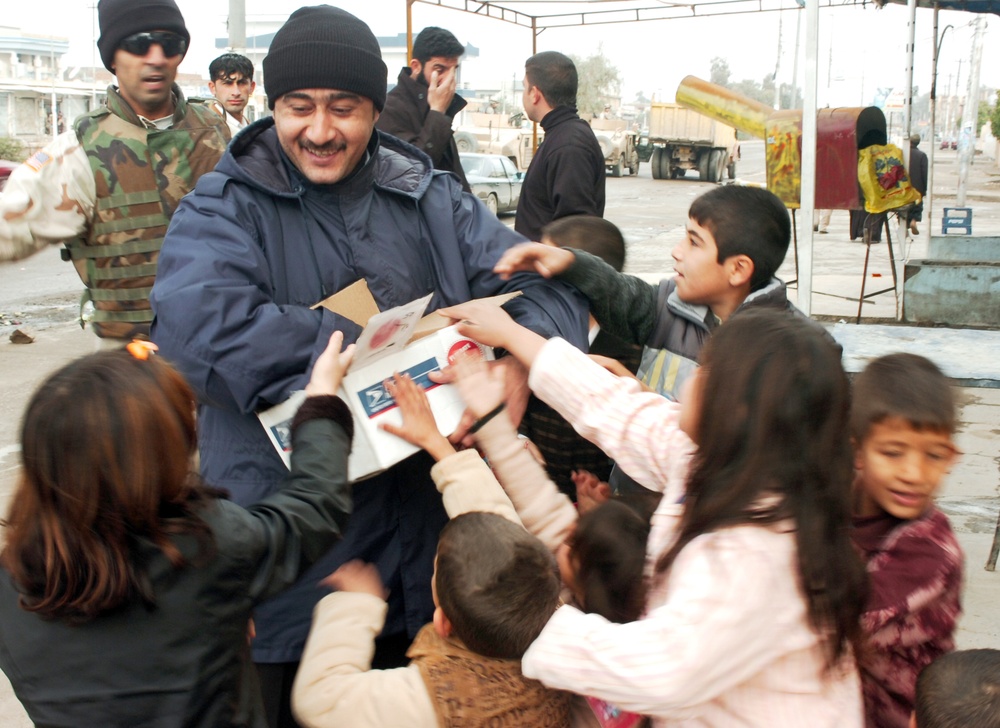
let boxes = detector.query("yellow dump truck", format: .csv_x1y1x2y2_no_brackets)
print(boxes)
639,102,739,182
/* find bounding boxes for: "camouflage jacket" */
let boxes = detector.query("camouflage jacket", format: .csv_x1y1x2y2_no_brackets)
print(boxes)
0,84,229,338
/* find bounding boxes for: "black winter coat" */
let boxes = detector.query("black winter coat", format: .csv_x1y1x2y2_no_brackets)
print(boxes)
515,106,606,242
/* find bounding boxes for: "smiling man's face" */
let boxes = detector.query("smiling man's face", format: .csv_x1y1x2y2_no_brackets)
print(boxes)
273,88,378,186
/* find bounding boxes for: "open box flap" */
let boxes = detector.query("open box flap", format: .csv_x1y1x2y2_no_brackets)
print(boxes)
311,279,380,326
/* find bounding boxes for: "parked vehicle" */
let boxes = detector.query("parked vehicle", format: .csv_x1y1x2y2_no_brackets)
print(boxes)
0,160,19,191
638,102,739,182
454,111,542,170
460,153,524,214
591,118,640,177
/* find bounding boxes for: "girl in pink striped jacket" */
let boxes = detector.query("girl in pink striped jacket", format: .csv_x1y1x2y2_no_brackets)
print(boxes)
438,303,868,728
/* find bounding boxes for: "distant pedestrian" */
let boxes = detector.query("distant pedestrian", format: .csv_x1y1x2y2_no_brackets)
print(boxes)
907,133,928,236
515,51,605,242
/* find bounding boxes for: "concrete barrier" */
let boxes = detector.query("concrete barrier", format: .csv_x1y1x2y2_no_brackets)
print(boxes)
904,258,1000,327
927,235,1000,261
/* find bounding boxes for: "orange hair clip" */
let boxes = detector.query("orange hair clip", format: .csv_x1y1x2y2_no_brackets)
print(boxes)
126,339,158,361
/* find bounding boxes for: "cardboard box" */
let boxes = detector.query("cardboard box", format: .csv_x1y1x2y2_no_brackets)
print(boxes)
259,281,516,480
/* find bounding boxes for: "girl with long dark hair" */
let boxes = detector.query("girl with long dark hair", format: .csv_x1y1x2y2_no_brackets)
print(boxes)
0,334,355,726
439,303,867,727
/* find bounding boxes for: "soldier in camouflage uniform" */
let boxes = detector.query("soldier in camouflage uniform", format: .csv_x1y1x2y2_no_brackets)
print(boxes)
0,0,229,340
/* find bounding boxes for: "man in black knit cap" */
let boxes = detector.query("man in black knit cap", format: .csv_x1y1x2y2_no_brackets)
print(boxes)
150,5,588,726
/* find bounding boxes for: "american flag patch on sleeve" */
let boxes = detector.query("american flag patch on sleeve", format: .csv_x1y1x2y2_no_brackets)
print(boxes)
24,152,51,172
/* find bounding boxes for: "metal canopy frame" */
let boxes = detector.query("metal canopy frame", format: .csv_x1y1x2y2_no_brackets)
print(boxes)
408,0,845,53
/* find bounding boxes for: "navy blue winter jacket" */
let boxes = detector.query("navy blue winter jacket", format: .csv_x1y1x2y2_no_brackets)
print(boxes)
150,119,588,662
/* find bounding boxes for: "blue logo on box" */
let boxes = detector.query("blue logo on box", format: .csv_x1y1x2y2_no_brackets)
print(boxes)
357,358,441,419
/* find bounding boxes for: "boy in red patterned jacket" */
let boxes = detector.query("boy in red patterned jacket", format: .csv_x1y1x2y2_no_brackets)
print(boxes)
850,353,964,728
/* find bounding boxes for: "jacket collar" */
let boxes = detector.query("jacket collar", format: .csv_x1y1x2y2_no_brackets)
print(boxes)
665,277,787,329
539,105,580,132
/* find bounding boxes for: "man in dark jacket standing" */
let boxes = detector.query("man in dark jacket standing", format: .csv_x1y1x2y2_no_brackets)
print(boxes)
515,51,606,242
149,6,587,728
907,133,929,236
376,26,470,192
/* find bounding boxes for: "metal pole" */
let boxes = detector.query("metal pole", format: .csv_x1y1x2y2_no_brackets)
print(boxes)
91,2,97,110
531,18,538,153
903,0,917,148
957,18,985,208
50,41,58,142
927,11,950,251
799,0,819,316
406,0,414,64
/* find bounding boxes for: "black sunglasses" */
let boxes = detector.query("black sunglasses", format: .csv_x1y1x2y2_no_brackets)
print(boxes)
119,32,187,58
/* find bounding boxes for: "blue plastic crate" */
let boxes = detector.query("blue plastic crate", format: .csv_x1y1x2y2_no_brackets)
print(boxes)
942,207,973,235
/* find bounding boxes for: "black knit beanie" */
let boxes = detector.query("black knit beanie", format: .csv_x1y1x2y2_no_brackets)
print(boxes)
263,5,387,111
97,0,190,72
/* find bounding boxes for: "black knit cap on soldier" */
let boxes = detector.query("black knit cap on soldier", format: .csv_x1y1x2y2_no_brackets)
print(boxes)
263,5,388,111
96,0,190,72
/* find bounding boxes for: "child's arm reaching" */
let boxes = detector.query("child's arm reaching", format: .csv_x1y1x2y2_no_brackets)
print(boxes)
378,372,520,524
292,561,437,728
439,302,694,497
379,373,456,463
449,352,578,554
494,244,659,346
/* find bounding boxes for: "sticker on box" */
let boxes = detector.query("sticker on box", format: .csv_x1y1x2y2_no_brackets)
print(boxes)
355,357,441,419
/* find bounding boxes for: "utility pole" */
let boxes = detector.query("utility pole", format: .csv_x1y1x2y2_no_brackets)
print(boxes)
902,0,917,145
773,11,783,109
790,7,802,108
50,41,58,142
944,73,952,137
229,0,246,52
957,17,986,207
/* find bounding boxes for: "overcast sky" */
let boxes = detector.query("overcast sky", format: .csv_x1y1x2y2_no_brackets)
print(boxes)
6,1,997,110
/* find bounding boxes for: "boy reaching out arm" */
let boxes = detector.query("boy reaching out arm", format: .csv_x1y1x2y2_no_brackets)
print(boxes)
495,187,792,403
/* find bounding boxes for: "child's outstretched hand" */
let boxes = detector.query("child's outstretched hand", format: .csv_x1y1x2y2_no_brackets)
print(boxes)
306,331,355,397
450,349,506,419
494,242,574,280
379,373,457,462
573,469,612,515
437,300,522,351
321,560,388,600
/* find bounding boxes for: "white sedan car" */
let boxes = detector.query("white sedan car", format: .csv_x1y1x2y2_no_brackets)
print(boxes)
460,153,524,215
